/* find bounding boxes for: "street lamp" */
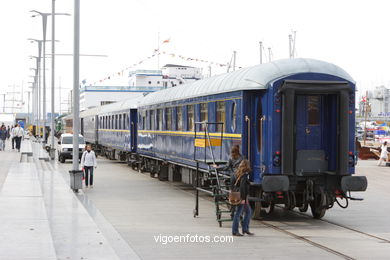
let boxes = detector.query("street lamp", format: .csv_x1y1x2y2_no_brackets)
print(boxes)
50,1,70,157
29,55,41,139
31,9,69,145
28,72,38,127
69,0,83,192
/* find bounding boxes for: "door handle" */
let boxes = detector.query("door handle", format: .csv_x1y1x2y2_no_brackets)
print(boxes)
305,127,311,134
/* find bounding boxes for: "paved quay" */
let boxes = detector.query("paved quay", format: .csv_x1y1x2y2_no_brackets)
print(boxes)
0,140,138,260
55,155,390,260
1,139,390,259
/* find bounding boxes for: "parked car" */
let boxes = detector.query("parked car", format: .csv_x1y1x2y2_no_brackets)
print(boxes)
57,133,85,163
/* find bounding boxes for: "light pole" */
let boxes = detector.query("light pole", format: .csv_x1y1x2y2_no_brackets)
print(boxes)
50,1,70,156
31,10,69,145
29,70,38,127
69,0,82,192
29,55,41,139
27,81,35,126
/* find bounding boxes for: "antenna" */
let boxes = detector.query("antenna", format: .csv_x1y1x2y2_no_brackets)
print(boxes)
268,48,272,62
233,51,236,71
259,41,263,64
289,30,297,58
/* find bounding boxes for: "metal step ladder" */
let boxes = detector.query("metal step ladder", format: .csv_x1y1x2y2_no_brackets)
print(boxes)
193,121,233,227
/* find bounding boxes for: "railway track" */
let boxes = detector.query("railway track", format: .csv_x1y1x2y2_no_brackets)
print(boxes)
274,205,390,244
258,220,355,260
170,182,388,260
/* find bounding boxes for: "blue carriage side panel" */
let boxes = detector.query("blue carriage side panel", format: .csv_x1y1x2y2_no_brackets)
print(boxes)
137,91,243,169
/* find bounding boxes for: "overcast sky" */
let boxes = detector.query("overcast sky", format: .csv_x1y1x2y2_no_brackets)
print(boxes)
1,0,389,112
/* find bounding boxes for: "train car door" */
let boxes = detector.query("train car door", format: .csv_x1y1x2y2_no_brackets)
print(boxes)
295,95,327,173
130,109,138,152
80,118,84,136
248,93,264,182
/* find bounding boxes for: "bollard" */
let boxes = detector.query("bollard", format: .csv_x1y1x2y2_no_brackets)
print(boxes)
69,170,83,192
49,148,56,160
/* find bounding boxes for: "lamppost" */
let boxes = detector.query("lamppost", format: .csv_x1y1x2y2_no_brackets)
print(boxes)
50,2,70,157
31,9,69,145
29,55,41,139
29,70,38,127
27,81,35,126
69,0,83,192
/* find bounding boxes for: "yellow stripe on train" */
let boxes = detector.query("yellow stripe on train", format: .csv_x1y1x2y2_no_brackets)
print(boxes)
194,138,222,147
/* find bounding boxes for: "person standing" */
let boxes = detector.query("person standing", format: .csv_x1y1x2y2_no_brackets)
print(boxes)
81,145,97,188
377,141,389,166
6,126,10,140
0,126,7,151
12,124,23,152
232,159,254,236
214,145,244,174
10,125,16,149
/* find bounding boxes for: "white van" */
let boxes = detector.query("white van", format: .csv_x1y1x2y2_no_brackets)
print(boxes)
57,133,86,163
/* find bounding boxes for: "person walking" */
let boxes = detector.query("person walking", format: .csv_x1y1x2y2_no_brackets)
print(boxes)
10,125,15,149
377,141,389,166
81,145,97,188
0,126,7,151
12,124,23,152
232,159,254,236
6,126,10,140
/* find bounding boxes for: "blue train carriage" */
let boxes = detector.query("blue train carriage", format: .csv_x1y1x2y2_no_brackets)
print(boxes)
137,58,367,219
244,58,368,219
95,98,139,161
80,106,101,149
136,72,244,180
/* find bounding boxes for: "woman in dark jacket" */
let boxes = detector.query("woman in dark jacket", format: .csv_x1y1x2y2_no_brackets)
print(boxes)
214,145,244,177
232,159,254,236
0,126,7,151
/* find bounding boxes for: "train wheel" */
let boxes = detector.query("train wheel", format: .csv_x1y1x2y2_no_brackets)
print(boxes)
261,202,275,215
310,192,327,219
253,189,275,219
299,203,309,212
252,189,262,219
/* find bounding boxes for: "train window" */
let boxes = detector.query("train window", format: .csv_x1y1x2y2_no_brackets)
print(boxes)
308,96,320,125
177,106,183,131
166,108,172,130
157,109,163,130
124,114,127,129
141,111,146,130
150,110,155,130
187,105,194,131
200,103,208,131
216,101,226,132
119,114,122,129
231,102,237,132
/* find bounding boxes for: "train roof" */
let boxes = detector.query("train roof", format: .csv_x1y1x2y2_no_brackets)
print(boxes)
139,58,354,106
66,95,143,119
79,106,102,118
